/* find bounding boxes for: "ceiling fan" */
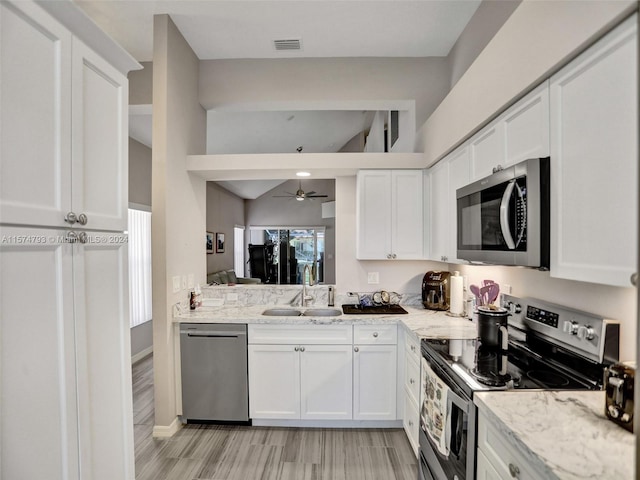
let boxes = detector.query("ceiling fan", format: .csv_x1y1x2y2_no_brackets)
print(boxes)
273,181,328,202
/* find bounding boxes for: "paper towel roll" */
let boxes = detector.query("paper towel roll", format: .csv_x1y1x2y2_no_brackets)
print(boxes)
450,271,464,315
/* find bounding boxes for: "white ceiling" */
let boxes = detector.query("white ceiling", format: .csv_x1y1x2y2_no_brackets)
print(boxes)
75,1,482,63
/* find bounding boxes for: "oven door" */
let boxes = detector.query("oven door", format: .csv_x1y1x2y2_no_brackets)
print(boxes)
419,356,476,480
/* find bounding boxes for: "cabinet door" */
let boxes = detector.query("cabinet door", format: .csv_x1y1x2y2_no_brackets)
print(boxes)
428,159,450,262
0,227,79,480
402,389,420,457
549,15,637,287
248,344,300,419
504,82,550,165
72,39,128,232
391,170,424,259
476,449,505,480
447,147,470,263
73,234,134,480
0,2,72,227
470,120,504,180
300,345,353,420
357,170,392,259
353,345,397,420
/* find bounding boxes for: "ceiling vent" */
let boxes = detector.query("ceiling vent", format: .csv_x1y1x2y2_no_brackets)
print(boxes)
274,39,302,51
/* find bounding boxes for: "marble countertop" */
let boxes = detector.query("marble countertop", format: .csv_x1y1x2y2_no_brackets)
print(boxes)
475,390,635,480
174,304,478,340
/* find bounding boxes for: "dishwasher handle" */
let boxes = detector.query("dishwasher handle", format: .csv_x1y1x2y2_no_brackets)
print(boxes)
181,330,246,338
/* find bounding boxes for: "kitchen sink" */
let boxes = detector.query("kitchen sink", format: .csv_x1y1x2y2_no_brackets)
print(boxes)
301,308,342,317
262,308,302,316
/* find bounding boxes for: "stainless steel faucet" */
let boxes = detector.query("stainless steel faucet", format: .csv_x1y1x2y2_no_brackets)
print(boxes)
301,264,315,307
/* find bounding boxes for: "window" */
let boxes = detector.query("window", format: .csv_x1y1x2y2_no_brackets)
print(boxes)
234,226,245,276
128,208,152,328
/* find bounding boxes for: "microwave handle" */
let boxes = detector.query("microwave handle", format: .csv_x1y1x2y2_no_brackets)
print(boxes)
500,179,517,249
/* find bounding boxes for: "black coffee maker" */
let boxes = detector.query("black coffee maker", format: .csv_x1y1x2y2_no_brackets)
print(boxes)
422,271,450,310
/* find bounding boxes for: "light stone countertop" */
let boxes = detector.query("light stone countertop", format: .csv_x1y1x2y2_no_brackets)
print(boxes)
174,303,479,340
475,390,635,480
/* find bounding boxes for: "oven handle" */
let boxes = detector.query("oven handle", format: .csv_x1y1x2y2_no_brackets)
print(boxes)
499,179,517,250
446,387,469,458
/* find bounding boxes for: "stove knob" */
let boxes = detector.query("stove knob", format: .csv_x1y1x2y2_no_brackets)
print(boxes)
563,321,578,335
577,325,595,341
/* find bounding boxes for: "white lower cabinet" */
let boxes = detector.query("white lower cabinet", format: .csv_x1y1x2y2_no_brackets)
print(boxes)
248,324,399,422
477,410,543,480
248,325,353,420
402,328,421,456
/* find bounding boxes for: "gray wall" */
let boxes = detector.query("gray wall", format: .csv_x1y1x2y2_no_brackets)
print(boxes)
447,0,521,89
199,57,450,130
128,61,153,105
206,182,245,274
128,137,153,360
245,179,336,284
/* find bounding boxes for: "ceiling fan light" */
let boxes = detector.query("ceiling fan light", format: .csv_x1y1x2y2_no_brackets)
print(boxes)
296,171,310,177
296,196,304,201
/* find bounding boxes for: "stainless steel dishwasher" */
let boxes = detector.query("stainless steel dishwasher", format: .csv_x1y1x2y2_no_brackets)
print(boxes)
179,323,250,424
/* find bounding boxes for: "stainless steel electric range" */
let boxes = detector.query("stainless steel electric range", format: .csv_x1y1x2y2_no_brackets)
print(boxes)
418,294,620,480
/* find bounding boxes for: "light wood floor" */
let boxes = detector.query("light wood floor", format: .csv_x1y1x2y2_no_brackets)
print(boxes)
133,355,418,480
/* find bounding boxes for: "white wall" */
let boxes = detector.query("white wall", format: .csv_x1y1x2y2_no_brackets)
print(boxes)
418,0,636,165
151,14,207,430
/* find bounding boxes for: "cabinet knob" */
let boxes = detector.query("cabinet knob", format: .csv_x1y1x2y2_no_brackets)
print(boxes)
410,345,416,352
300,346,305,352
392,253,397,259
354,347,359,353
631,273,637,286
66,231,79,243
508,463,520,478
410,378,415,384
77,231,88,244
77,213,88,225
387,254,392,259
373,332,378,338
408,420,413,427
65,212,77,224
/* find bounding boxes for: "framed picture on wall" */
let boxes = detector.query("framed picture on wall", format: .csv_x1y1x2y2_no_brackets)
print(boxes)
216,232,225,253
206,232,214,254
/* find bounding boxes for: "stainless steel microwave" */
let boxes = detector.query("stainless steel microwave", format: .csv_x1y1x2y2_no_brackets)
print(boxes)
456,157,550,268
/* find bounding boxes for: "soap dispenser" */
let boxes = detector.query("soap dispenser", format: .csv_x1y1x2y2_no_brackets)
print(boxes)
328,286,335,307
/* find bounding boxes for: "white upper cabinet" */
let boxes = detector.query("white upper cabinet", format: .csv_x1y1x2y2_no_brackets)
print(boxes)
503,82,550,165
470,121,504,181
1,2,128,231
357,170,423,260
72,39,128,232
549,14,637,287
470,82,550,181
428,146,470,263
1,2,72,227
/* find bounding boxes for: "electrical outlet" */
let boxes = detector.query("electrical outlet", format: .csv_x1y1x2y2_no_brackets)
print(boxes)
367,272,379,284
187,274,194,289
172,276,181,293
181,275,187,290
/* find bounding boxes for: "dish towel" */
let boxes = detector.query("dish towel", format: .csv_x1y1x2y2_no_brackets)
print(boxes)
421,357,450,457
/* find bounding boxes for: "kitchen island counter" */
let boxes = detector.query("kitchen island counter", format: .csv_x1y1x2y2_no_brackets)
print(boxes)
475,390,635,480
174,304,478,340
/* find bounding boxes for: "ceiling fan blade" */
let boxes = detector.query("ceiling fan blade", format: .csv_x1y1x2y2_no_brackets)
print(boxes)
307,194,328,198
305,191,316,196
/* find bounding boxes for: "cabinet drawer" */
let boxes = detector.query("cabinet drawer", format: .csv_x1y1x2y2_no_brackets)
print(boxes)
248,324,353,345
404,353,420,406
353,324,397,344
403,389,420,456
404,328,421,365
478,411,544,480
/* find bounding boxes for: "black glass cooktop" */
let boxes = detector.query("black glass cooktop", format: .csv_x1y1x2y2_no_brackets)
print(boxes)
422,336,597,393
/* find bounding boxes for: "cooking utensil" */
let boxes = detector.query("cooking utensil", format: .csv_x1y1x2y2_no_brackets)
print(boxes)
470,284,481,305
486,283,500,304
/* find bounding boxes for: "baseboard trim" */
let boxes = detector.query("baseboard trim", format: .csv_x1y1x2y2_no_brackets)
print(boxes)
251,419,403,428
152,417,182,438
131,346,153,365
